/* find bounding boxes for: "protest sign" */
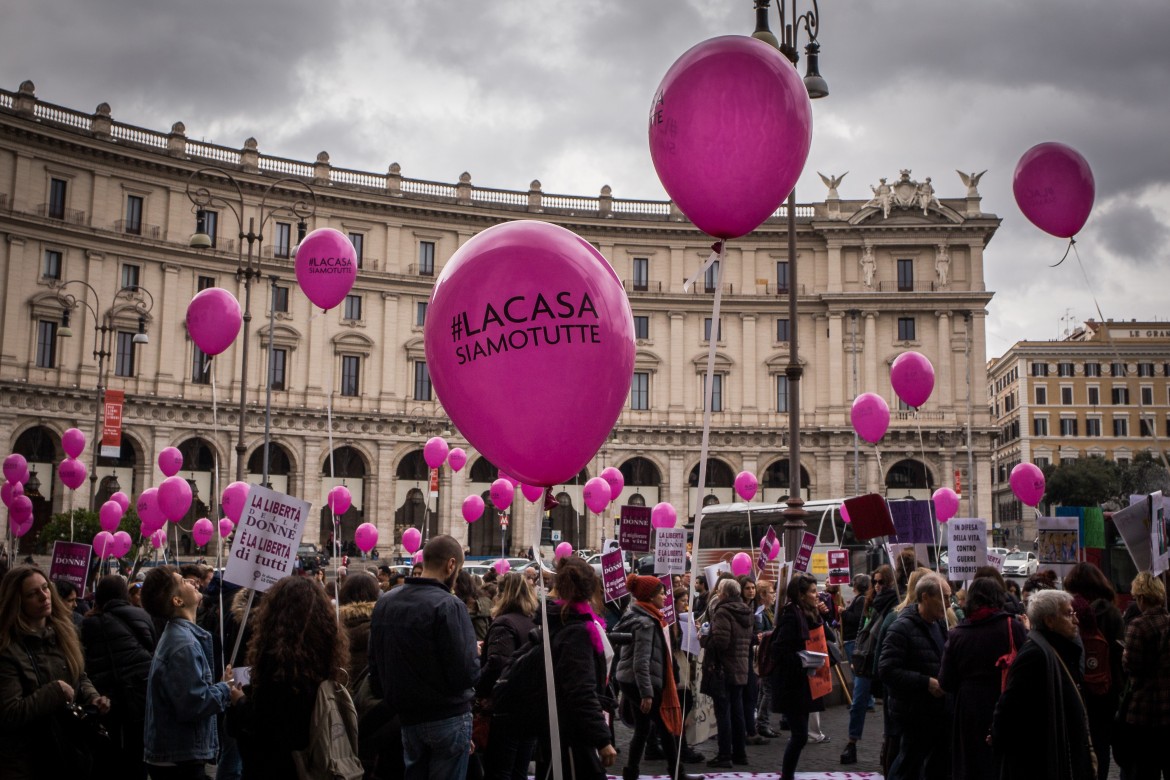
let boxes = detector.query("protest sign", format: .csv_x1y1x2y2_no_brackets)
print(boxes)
1152,491,1168,575
946,519,988,579
618,505,652,553
659,575,676,624
225,484,310,591
678,612,701,656
601,549,628,602
1037,515,1080,576
844,493,896,541
50,541,92,596
654,527,687,575
985,551,1005,573
704,561,731,592
1116,496,1153,572
810,552,829,576
890,500,936,544
602,537,621,555
757,525,779,570
827,549,850,585
793,531,817,573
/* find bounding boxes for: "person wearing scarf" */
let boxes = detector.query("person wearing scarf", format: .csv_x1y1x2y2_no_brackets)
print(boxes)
613,574,700,780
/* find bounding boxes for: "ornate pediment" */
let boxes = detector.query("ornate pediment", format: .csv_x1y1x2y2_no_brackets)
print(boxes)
851,170,962,225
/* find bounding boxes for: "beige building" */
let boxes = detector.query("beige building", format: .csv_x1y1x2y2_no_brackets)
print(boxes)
988,320,1170,545
0,80,999,556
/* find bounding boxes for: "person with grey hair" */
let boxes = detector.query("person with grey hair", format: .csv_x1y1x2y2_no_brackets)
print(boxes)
878,572,951,780
701,576,752,769
991,589,1094,780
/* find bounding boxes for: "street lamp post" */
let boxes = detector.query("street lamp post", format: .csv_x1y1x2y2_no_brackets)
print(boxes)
53,281,155,510
185,168,316,483
751,0,828,567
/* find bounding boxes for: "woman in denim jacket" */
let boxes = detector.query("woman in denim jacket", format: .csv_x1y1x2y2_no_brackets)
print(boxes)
141,566,243,779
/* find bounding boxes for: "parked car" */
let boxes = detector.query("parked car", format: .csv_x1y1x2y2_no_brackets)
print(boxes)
1003,550,1038,577
296,542,328,573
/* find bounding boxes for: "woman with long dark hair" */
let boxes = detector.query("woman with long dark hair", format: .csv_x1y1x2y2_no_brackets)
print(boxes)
771,573,822,780
479,571,538,780
227,576,350,779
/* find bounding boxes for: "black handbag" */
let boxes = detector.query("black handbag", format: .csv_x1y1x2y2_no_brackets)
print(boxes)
22,641,108,774
699,652,727,698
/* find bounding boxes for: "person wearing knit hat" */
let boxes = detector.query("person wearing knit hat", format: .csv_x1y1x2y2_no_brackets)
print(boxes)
613,574,702,780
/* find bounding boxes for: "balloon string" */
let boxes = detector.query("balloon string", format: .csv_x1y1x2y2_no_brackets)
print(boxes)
873,445,884,493
1048,237,1075,268
914,411,941,573
327,330,339,624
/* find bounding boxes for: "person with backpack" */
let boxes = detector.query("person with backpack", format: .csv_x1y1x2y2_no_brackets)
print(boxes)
227,576,359,779
1116,571,1170,780
1062,562,1125,780
839,564,894,765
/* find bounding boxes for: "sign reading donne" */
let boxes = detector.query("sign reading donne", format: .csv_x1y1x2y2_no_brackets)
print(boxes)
225,484,311,592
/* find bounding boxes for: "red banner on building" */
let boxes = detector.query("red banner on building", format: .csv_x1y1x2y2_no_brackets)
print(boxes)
429,468,439,498
954,469,962,495
100,390,125,459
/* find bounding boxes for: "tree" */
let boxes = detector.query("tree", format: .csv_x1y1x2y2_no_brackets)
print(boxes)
1118,451,1170,499
37,507,145,560
1042,457,1121,510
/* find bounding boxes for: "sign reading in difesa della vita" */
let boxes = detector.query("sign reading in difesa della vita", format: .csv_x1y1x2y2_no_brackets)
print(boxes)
947,518,988,579
225,484,310,592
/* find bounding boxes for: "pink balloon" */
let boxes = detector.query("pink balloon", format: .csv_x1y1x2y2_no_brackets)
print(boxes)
463,494,485,523
137,488,164,532
192,518,214,547
583,477,611,514
295,228,358,310
555,542,573,560
1010,463,1046,508
99,500,124,533
493,559,511,576
498,472,520,490
3,454,27,484
16,466,28,487
731,552,753,577
0,481,15,508
62,428,86,459
150,529,166,549
1013,142,1095,239
402,527,422,554
328,485,352,515
489,479,514,511
221,481,250,523
520,483,545,504
11,517,33,537
355,522,379,553
423,437,449,470
600,467,624,502
186,287,242,356
734,471,758,502
158,476,193,522
890,351,935,410
93,531,114,558
423,220,635,487
59,458,87,491
650,502,677,529
110,491,130,513
158,446,183,477
218,518,235,538
112,530,133,558
139,520,153,538
840,503,851,525
649,36,813,240
447,448,467,472
932,488,960,523
10,495,33,523
851,392,891,444
767,539,780,562
412,551,424,565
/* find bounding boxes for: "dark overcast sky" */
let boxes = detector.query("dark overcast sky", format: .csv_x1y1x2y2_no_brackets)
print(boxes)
3,0,1168,358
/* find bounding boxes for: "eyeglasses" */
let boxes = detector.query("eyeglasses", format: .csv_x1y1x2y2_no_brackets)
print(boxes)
872,578,884,585
183,578,201,588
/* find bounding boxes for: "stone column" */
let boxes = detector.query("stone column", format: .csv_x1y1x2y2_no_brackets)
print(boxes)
936,311,952,413
669,312,685,418
865,313,879,397
742,314,757,413
828,313,844,419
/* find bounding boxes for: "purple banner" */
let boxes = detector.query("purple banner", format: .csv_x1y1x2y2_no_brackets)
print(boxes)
49,541,93,597
618,505,652,553
793,531,817,573
890,500,934,544
659,574,676,625
757,525,779,571
601,549,628,602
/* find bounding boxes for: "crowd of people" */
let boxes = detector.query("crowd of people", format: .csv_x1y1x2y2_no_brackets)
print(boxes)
0,539,1168,780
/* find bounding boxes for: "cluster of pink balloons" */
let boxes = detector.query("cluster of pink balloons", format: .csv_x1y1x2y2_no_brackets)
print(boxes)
94,529,133,559
847,352,937,449
3,453,35,537
58,427,89,498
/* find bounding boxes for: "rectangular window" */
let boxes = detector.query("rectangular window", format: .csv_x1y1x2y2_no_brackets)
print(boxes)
348,232,364,269
776,318,790,343
1035,457,1051,470
35,320,57,368
418,241,435,275
897,259,914,291
704,374,723,412
705,260,720,293
121,264,140,290
1085,418,1101,437
274,222,291,258
1058,362,1074,377
1061,386,1073,405
1088,386,1100,406
1140,417,1154,437
1004,394,1015,413
416,301,427,327
633,257,649,291
1141,386,1153,406
199,210,218,248
1112,362,1126,377
1112,386,1130,405
1033,417,1049,436
268,348,287,391
897,317,916,341
633,315,649,340
115,331,136,377
703,318,722,342
1035,386,1047,405
124,195,143,235
340,356,360,397
197,275,215,292
191,345,210,385
1059,418,1077,436
1137,362,1155,377
1113,417,1128,436
776,261,789,292
1084,362,1100,377
48,178,66,219
777,376,789,413
42,249,62,280
343,294,362,321
631,372,649,410
1031,362,1049,377
414,361,432,401
272,285,289,313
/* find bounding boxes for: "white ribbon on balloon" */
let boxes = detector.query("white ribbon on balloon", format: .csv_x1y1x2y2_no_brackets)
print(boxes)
529,491,563,780
681,241,725,294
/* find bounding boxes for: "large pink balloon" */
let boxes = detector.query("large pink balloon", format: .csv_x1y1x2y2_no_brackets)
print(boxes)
583,477,611,514
402,527,422,554
423,220,635,487
158,446,183,477
328,485,352,515
423,437,449,470
110,491,131,514
354,522,379,553
734,471,758,502
112,530,133,558
851,393,891,444
651,502,677,529
93,531,114,558
1013,142,1095,239
158,476,193,522
890,351,935,410
447,448,467,472
489,479,514,511
186,287,242,356
3,454,27,484
731,552,753,577
932,488,960,523
600,467,624,502
649,36,813,240
59,458,87,491
221,481,250,524
295,228,358,310
99,500,124,533
463,494,485,523
192,518,214,547
62,428,86,459
137,488,164,532
520,483,544,504
1009,463,1046,508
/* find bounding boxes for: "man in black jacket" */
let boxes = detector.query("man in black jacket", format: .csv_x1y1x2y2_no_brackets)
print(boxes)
878,572,950,780
369,534,480,780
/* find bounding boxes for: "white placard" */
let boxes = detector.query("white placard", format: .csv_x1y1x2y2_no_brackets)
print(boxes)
654,527,687,575
985,552,1005,573
946,519,988,579
678,612,701,657
704,561,731,593
225,484,310,591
